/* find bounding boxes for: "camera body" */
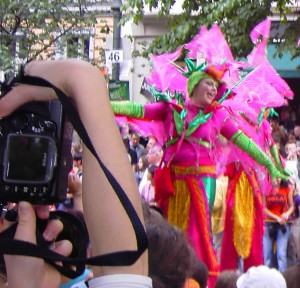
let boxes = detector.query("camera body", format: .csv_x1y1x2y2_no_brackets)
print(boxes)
0,101,73,204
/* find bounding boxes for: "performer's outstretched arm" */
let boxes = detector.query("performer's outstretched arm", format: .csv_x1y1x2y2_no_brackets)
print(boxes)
111,101,168,122
230,131,290,183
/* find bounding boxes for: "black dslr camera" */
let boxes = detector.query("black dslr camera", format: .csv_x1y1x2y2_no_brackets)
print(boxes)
0,101,73,204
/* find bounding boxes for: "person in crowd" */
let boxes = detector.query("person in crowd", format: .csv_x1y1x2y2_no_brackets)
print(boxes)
130,131,146,159
140,165,157,203
61,172,84,213
287,177,300,266
287,131,297,144
293,121,300,146
145,136,158,152
187,246,209,288
111,58,289,286
284,140,300,186
214,269,239,288
279,106,294,133
135,154,150,186
57,158,84,213
73,151,83,180
282,261,300,288
123,136,138,172
139,144,162,194
293,121,300,177
263,179,294,272
0,59,150,288
269,116,288,157
236,265,287,288
142,201,208,288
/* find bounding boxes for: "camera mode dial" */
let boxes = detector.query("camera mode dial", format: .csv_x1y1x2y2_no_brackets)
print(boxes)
11,113,30,132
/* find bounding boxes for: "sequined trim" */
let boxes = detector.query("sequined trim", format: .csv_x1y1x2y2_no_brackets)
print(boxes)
171,164,216,176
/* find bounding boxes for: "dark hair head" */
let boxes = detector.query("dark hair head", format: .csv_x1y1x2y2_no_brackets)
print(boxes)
269,115,279,123
141,200,208,288
280,179,290,188
148,165,157,177
130,130,141,137
147,218,191,288
138,154,149,171
215,270,239,288
282,262,300,288
73,152,82,161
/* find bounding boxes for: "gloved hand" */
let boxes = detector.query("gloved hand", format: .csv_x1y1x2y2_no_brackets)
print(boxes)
270,145,293,178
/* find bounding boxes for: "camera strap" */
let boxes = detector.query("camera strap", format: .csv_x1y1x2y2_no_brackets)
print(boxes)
0,72,148,278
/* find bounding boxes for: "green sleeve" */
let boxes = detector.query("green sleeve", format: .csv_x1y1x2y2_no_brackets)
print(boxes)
230,131,288,183
111,101,145,118
270,144,283,171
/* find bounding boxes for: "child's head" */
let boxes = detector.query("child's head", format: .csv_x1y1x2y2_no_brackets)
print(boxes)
285,141,297,160
138,155,149,171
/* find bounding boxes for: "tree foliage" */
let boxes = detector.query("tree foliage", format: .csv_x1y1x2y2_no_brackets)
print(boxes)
121,0,300,61
0,0,112,74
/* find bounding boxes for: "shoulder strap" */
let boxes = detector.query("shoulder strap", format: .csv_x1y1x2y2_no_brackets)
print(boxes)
0,72,148,278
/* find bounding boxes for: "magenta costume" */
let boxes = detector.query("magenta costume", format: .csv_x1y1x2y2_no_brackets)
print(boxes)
113,18,294,288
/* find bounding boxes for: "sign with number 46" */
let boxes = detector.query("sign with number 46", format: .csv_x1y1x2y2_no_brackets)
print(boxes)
105,50,123,63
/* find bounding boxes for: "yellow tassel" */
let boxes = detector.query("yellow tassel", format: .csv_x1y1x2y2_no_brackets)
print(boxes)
168,179,191,231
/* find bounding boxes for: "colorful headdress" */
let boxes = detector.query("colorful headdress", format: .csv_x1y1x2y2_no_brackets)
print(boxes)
183,58,228,97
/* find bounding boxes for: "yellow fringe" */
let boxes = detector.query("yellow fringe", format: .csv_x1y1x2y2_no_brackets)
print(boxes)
168,179,191,231
233,171,254,258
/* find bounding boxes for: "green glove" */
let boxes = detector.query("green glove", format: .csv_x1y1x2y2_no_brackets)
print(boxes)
111,101,145,118
270,144,292,178
230,131,289,183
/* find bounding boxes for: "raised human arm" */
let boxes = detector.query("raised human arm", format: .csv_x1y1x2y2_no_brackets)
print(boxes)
0,60,148,282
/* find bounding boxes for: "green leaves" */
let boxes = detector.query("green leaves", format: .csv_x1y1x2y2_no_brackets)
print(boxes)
0,0,110,74
122,0,298,63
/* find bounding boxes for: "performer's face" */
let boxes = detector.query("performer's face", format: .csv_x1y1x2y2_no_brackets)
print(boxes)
191,78,217,108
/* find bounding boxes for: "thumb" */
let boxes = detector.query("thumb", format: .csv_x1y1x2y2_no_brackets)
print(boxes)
14,201,37,244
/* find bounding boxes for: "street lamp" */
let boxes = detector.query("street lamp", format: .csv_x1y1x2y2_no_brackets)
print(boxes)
111,0,122,81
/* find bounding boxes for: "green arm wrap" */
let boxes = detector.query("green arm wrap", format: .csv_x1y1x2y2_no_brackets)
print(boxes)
230,131,288,183
270,144,293,177
110,101,145,118
270,144,283,171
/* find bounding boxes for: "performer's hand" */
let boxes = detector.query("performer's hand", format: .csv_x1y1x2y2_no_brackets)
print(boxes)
269,167,289,184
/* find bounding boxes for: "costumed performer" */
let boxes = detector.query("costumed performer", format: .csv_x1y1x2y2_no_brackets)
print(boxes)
218,17,294,273
110,58,289,288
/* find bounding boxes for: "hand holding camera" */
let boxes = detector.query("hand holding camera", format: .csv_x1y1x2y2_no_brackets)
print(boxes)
4,202,72,288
